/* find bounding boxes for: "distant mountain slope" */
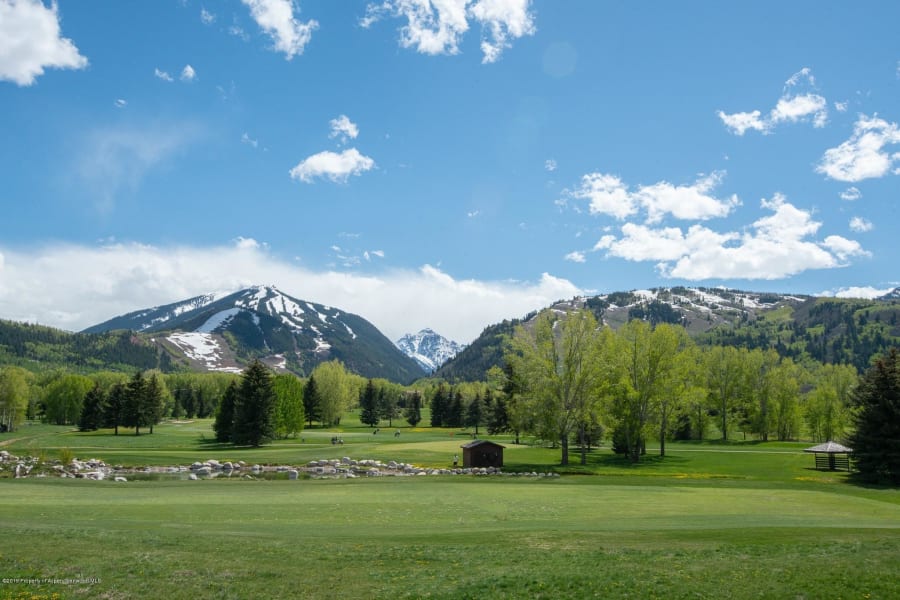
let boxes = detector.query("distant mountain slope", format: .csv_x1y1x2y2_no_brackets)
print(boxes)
395,328,464,373
84,286,424,383
436,287,900,382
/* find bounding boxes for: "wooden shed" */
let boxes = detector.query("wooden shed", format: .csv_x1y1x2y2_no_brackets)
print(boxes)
461,440,505,468
804,441,853,471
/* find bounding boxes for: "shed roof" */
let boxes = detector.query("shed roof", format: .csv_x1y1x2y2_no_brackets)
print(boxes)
804,441,853,453
460,439,505,450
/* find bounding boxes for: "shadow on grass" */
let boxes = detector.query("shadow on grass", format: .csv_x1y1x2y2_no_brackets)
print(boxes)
507,451,691,475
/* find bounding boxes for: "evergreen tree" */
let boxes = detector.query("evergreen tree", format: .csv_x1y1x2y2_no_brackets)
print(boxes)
104,382,127,435
849,348,900,484
124,371,151,435
404,390,422,427
214,380,238,443
232,360,277,447
78,384,107,431
145,373,166,434
486,390,509,434
446,388,464,428
360,379,380,427
430,384,447,427
303,375,321,427
378,386,399,427
466,392,484,435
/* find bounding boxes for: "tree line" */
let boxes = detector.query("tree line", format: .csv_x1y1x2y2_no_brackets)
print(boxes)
499,309,864,465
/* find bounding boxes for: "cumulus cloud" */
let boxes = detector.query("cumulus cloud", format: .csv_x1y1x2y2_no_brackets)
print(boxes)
718,68,828,135
77,123,201,212
849,216,873,232
593,194,868,280
823,286,897,299
0,0,88,86
200,8,215,24
564,251,586,263
840,186,861,201
0,240,580,343
544,158,557,172
241,132,259,148
816,114,900,182
361,0,535,63
180,64,196,82
242,0,318,59
329,115,359,143
114,98,127,108
289,148,375,183
154,67,173,82
564,171,739,223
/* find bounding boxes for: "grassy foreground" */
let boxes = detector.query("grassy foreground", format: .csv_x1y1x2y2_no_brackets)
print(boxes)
1,420,899,599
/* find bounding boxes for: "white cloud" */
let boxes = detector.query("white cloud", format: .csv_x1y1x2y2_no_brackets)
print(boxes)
824,286,896,299
718,68,828,135
635,171,740,224
544,158,557,172
717,110,767,136
229,25,250,41
154,67,173,82
363,250,385,261
564,251,586,263
835,101,848,112
114,98,127,108
0,240,580,343
241,0,318,59
200,8,215,24
849,216,873,232
77,123,201,212
289,148,375,183
180,64,196,82
0,0,88,86
564,171,739,223
593,194,868,280
468,0,536,64
241,132,259,148
467,209,481,218
361,0,535,63
566,173,636,220
817,114,900,182
839,186,861,201
329,115,359,143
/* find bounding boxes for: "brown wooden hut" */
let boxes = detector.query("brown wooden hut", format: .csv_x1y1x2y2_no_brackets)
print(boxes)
804,441,853,471
461,440,504,468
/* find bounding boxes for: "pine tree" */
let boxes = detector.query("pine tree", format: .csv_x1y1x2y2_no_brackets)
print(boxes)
466,392,484,435
446,388,464,428
232,360,277,447
124,371,149,435
145,373,165,434
78,384,107,431
430,384,447,427
303,375,321,427
214,380,238,443
360,379,380,427
104,382,127,435
486,389,508,434
849,348,900,484
404,390,422,427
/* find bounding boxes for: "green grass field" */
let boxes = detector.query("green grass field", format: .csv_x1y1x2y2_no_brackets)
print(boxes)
1,419,899,599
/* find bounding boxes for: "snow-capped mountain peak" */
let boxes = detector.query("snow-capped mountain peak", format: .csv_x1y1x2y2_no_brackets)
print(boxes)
396,328,464,373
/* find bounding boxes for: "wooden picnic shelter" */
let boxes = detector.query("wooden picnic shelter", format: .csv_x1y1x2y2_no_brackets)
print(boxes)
804,441,853,471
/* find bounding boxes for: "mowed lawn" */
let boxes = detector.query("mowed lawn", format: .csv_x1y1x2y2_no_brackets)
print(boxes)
1,421,899,599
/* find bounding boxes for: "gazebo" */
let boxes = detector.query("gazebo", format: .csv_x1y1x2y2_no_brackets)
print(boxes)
804,441,853,471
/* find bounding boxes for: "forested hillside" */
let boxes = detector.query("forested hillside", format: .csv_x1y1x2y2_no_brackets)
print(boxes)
437,290,900,382
0,320,175,374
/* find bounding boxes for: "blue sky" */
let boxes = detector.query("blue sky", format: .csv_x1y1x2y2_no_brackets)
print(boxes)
0,0,898,343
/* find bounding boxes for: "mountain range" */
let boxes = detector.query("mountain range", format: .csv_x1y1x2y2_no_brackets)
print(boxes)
84,286,424,383
1,285,897,384
395,329,465,373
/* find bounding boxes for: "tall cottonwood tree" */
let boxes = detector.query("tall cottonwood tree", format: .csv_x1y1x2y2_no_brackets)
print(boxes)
0,366,30,433
506,309,609,466
704,345,748,441
312,360,354,427
609,320,683,462
273,374,304,439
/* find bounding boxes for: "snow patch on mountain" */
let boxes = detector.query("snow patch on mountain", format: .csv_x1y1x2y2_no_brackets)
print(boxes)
396,328,464,373
196,308,241,333
166,332,242,373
